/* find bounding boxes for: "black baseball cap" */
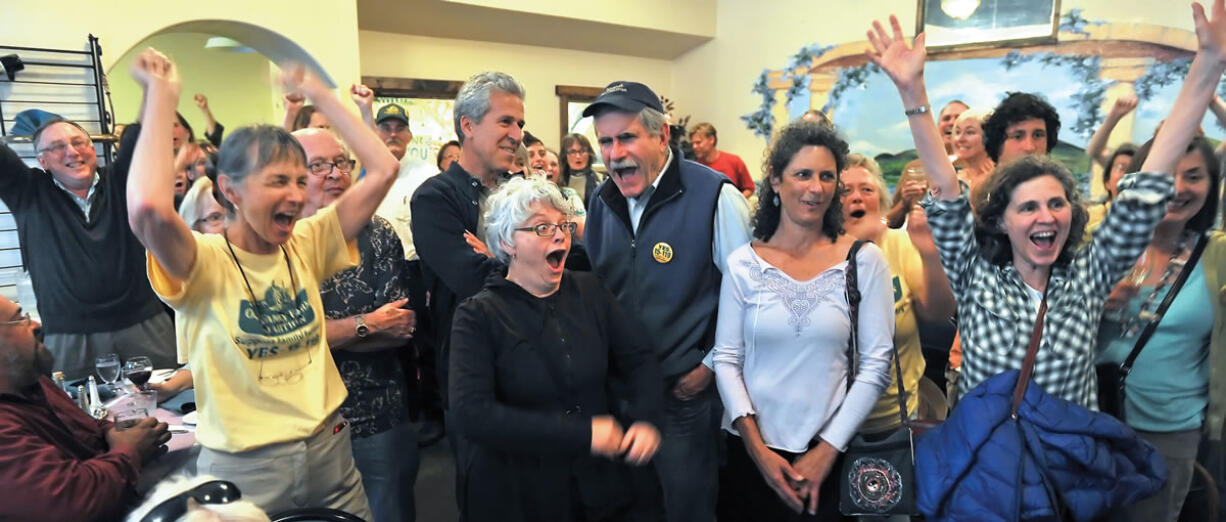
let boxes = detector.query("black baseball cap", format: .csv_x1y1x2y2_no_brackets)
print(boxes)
582,81,664,117
376,103,409,125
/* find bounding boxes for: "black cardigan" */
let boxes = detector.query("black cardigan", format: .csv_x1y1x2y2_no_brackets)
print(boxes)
449,270,663,521
0,124,164,334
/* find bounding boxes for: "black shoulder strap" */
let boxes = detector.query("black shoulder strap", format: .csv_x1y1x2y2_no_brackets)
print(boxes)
844,239,866,393
1118,234,1209,378
842,239,911,427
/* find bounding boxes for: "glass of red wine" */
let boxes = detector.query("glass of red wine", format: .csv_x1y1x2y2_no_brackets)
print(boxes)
124,356,153,391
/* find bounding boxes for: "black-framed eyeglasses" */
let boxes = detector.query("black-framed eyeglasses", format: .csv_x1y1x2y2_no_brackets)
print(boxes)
307,159,356,176
565,149,587,156
0,312,30,327
37,138,93,156
139,480,242,522
515,222,577,237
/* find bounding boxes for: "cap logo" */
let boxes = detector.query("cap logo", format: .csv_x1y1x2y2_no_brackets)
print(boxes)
386,106,400,114
602,83,628,97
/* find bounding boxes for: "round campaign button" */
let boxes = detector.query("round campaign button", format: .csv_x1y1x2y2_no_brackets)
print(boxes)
652,242,673,264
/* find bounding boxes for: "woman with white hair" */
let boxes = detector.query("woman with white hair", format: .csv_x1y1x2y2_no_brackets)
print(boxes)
176,177,227,234
448,176,664,521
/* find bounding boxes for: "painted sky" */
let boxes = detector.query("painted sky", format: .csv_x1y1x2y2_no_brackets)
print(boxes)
811,57,1226,158
1132,81,1226,145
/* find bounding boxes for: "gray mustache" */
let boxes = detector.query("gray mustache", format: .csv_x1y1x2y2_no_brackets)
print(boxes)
608,159,638,173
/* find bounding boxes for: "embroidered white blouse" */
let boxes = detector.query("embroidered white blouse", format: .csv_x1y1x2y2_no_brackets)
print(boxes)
712,241,894,453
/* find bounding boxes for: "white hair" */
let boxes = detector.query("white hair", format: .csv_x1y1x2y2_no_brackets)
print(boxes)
125,475,270,522
177,177,218,229
484,176,574,264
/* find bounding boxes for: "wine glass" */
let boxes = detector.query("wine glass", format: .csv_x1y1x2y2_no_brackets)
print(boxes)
123,356,153,391
94,353,121,393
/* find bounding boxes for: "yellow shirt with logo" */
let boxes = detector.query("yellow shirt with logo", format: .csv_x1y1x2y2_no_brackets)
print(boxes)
147,206,356,452
860,228,926,434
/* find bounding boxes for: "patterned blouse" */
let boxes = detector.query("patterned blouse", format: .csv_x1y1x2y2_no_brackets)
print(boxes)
320,216,411,437
711,242,894,452
923,172,1174,408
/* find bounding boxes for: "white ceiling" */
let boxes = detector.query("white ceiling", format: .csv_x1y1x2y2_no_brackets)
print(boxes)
356,0,715,60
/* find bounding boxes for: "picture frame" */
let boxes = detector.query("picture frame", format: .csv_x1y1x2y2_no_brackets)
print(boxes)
916,0,1061,52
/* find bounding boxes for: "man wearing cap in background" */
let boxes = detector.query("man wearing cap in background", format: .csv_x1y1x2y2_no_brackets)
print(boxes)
351,84,448,447
0,110,176,381
584,81,751,522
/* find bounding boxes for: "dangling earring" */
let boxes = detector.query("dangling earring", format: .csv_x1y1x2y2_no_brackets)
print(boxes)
773,194,780,206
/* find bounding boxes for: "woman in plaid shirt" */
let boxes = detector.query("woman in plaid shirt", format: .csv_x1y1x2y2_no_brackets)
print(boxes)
863,0,1226,408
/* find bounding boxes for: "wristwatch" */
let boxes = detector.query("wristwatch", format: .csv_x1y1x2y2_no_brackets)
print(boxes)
354,315,370,338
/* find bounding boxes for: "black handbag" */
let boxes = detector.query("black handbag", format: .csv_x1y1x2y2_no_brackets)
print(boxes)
837,240,929,517
1096,235,1207,419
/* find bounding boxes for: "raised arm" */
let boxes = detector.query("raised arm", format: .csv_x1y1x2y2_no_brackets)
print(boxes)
125,48,198,280
1142,0,1226,175
282,93,304,131
865,16,960,199
350,83,377,131
1209,96,1226,153
905,206,956,323
193,93,220,143
1086,95,1138,168
283,66,400,241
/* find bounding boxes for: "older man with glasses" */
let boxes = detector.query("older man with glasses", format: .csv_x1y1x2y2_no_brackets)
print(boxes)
294,128,421,522
0,117,176,380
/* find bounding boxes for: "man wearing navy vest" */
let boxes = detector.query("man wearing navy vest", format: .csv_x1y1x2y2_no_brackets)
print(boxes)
584,82,751,522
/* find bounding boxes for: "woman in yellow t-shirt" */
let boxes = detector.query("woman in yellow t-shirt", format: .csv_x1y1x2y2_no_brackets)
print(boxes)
125,49,400,518
841,154,955,435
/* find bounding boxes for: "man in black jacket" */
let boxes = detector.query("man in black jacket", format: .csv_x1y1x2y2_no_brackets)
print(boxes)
0,118,174,380
410,70,525,405
409,72,525,507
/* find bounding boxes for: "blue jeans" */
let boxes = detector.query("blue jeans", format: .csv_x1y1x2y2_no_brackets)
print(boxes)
350,421,420,522
653,384,719,522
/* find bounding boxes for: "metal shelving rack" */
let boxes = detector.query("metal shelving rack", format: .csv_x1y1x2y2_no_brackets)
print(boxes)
0,34,118,162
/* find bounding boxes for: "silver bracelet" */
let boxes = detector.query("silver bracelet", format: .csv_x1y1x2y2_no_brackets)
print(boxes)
904,105,929,117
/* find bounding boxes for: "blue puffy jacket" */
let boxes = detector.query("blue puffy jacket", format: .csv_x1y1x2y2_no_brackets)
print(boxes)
916,370,1167,521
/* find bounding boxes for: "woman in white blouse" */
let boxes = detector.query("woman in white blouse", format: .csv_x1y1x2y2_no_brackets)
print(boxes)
712,120,894,520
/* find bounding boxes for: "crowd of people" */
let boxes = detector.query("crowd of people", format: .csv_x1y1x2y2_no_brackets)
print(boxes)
0,2,1225,522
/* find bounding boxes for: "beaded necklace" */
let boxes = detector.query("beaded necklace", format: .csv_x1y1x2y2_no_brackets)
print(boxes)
1118,230,1194,338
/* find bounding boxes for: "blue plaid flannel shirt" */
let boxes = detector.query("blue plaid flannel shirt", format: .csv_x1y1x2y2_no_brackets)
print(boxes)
923,172,1174,408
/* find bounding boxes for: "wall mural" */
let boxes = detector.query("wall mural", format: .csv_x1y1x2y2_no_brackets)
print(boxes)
743,9,1225,191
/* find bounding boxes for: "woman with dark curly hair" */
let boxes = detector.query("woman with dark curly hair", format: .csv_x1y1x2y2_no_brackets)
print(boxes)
711,120,893,519
560,133,602,205
866,7,1216,409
